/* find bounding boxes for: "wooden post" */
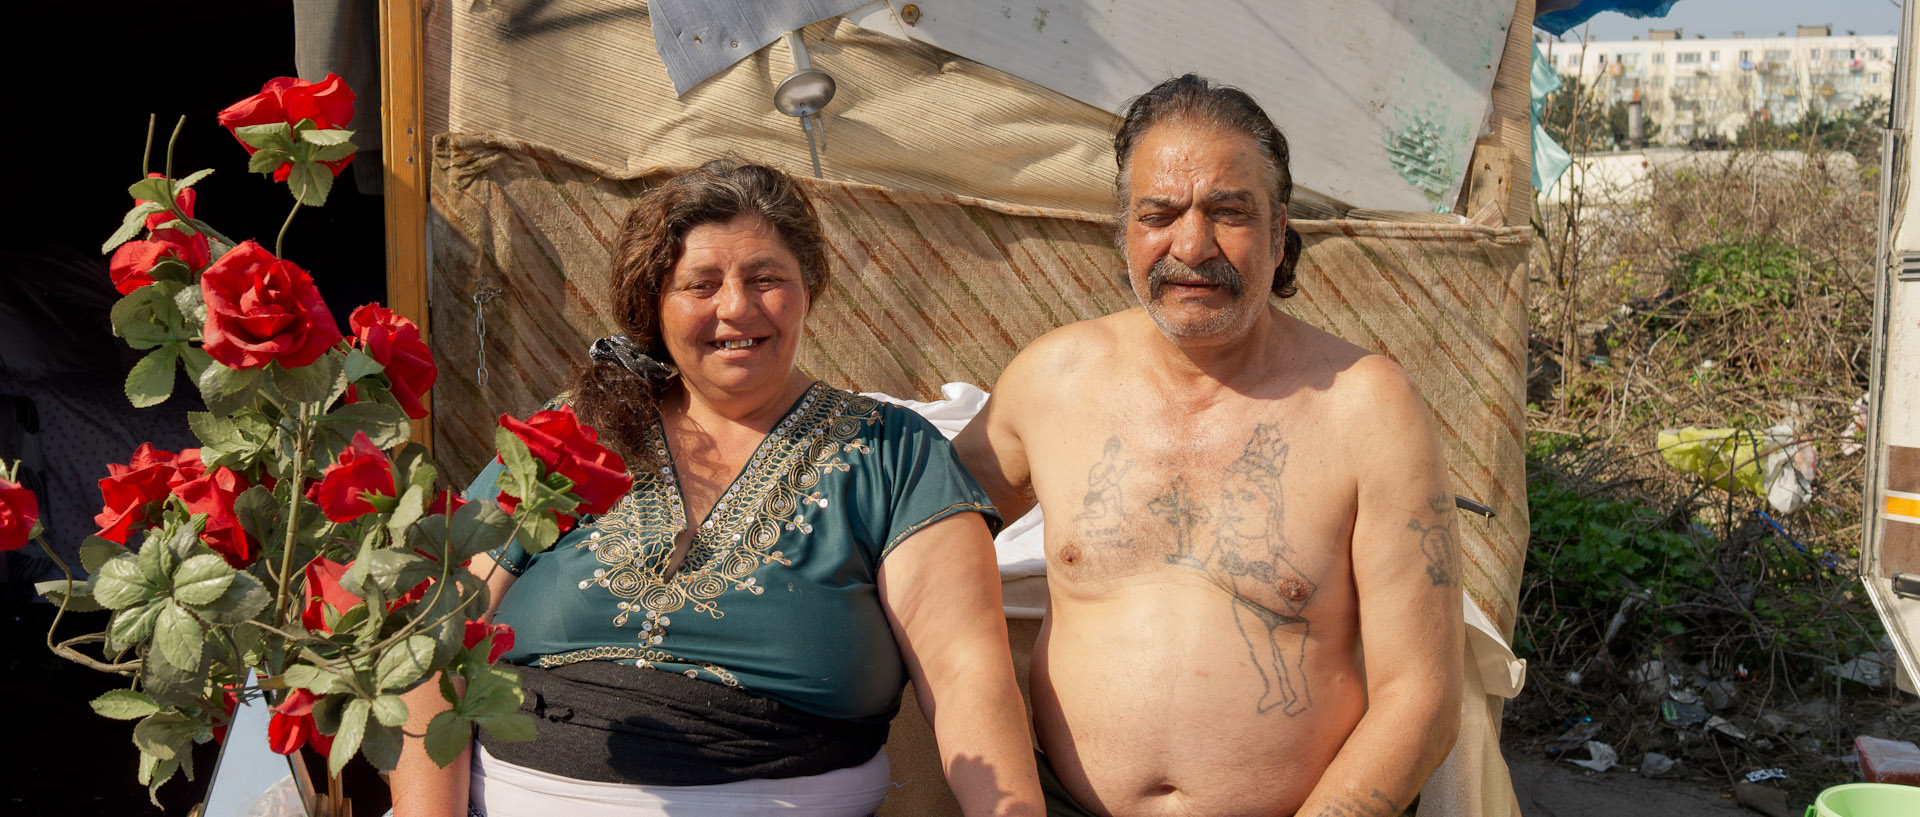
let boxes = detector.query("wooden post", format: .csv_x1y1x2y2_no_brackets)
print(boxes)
380,0,432,450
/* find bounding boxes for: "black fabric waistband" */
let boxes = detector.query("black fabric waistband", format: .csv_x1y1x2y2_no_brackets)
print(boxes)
476,660,890,786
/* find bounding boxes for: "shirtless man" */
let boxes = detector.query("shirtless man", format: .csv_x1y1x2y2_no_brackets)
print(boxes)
955,75,1463,817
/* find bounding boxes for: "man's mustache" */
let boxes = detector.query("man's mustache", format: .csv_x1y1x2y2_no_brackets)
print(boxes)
1147,256,1246,300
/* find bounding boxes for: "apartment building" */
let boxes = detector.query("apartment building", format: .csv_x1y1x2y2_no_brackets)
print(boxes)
1542,24,1896,144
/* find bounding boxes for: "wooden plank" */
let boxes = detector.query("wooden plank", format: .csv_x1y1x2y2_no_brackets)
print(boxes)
381,0,432,450
1461,142,1516,227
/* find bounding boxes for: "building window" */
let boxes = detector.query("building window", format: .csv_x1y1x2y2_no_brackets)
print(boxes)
1810,48,1820,61
1871,72,1883,84
1709,50,1720,61
1832,49,1853,61
1652,76,1664,89
1653,52,1665,64
1739,50,1751,62
1619,53,1641,67
1765,49,1791,62
1676,52,1701,64
1872,48,1885,59
1674,76,1698,89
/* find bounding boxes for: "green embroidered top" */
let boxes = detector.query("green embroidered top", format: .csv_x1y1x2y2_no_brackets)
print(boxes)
467,383,1000,723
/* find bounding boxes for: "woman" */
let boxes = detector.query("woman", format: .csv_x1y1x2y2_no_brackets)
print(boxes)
389,160,1042,817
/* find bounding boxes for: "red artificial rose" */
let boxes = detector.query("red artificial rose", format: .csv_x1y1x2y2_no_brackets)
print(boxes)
93,444,185,543
314,432,395,523
496,406,632,521
218,75,357,180
108,233,210,294
462,620,516,664
267,687,334,757
200,240,344,370
0,477,38,552
347,304,436,419
301,557,428,636
168,450,257,567
110,174,211,293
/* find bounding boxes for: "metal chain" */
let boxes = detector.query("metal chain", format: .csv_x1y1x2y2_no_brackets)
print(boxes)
473,285,504,387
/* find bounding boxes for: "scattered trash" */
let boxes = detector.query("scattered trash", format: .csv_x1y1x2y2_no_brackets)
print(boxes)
1568,740,1618,772
1630,659,1670,703
1787,699,1838,721
1840,394,1868,456
1661,696,1710,728
1829,652,1894,689
1639,752,1680,778
1563,670,1583,687
1733,782,1792,817
1546,720,1603,754
1856,735,1920,785
1708,716,1749,741
1655,422,1816,515
1670,688,1702,705
1743,768,1789,783
1705,678,1737,712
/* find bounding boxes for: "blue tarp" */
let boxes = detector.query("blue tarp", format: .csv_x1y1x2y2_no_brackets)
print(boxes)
1534,0,1680,36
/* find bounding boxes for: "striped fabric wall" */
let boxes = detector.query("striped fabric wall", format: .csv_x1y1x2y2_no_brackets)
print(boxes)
429,134,1530,633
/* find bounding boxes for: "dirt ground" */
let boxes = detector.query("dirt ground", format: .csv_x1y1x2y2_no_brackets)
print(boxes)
1508,754,1752,816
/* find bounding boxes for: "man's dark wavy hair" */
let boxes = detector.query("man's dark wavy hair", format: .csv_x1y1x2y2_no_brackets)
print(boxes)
1113,74,1303,298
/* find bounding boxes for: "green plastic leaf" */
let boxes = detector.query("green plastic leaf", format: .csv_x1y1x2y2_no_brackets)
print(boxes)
148,257,193,285
153,602,204,671
195,569,270,625
35,579,105,613
323,401,411,450
173,168,215,193
328,694,368,778
301,128,355,147
360,719,404,771
310,143,358,163
362,549,435,604
131,712,195,761
311,692,348,738
271,352,345,406
423,710,473,768
494,427,538,482
343,347,385,383
110,282,188,350
386,483,429,541
138,752,179,808
103,201,169,253
371,695,410,728
127,176,173,204
93,555,158,609
448,500,515,565
90,689,162,721
126,346,181,408
230,485,278,545
180,348,214,385
473,710,537,743
287,161,335,207
281,664,348,695
197,360,264,416
459,665,525,719
136,525,188,587
169,553,235,606
233,123,294,152
107,601,165,651
171,281,205,325
375,635,438,692
247,148,291,175
80,536,131,574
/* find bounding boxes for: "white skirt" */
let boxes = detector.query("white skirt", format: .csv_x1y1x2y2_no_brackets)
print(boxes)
470,743,893,817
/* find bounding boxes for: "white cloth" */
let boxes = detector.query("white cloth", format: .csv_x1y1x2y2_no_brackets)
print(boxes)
471,744,892,817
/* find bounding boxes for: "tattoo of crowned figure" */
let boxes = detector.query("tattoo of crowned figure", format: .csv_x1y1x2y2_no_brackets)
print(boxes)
1073,437,1134,549
1152,424,1316,716
1408,495,1458,588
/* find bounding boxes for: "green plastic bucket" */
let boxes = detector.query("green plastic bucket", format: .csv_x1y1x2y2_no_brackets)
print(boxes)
1805,783,1920,817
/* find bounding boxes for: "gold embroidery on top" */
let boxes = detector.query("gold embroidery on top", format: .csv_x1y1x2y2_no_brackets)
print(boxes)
531,645,742,687
574,383,881,662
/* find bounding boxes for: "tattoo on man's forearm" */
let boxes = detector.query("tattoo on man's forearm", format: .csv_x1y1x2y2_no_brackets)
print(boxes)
1408,494,1458,588
1312,788,1400,817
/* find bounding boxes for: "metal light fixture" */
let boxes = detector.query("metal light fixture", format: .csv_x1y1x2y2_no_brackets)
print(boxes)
774,31,836,178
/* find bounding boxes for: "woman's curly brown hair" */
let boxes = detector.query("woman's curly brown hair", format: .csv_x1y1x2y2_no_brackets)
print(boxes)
569,159,830,472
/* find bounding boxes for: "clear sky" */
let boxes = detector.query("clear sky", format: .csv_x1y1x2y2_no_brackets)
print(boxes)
1566,0,1902,42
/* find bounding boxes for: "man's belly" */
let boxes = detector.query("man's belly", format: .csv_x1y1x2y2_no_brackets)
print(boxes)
1032,582,1366,817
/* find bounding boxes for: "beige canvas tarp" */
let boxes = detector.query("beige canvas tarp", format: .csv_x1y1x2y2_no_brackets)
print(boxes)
423,1,1535,814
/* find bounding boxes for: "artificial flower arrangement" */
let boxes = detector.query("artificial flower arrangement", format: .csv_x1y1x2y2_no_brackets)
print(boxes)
0,75,631,806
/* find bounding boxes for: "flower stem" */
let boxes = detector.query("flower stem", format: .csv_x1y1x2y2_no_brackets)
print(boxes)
276,202,302,258
274,402,313,626
164,115,185,182
141,115,156,178
37,536,140,674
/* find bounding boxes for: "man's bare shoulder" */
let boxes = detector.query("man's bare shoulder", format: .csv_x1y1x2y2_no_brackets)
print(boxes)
995,309,1142,396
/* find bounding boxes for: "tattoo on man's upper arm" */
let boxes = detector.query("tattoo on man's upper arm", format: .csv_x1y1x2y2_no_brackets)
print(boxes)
1406,494,1458,588
1311,788,1400,817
